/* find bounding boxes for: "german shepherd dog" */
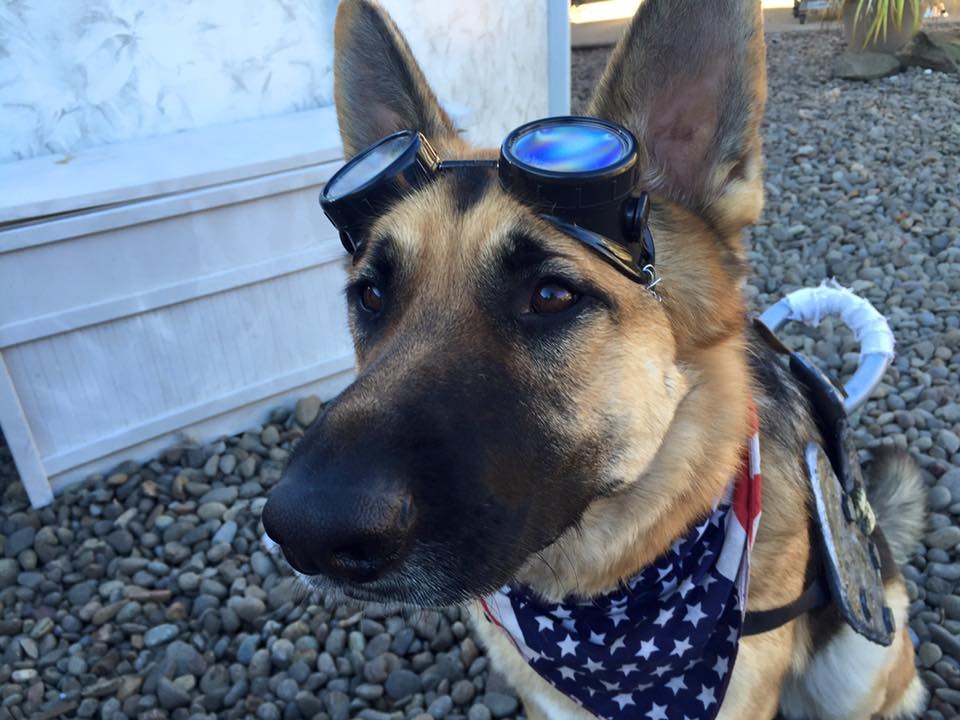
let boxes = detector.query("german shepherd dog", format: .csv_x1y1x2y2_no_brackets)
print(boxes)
262,0,928,717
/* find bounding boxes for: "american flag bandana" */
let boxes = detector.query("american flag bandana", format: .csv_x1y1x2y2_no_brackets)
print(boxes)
481,418,761,720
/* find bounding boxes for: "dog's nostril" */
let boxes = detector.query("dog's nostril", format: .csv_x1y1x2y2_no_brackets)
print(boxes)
325,536,403,581
334,539,391,567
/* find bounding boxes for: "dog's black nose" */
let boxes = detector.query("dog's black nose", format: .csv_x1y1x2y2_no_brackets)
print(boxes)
262,469,416,584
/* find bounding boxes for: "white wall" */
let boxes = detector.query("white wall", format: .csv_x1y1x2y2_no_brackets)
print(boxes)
0,0,555,163
383,0,552,146
0,0,338,163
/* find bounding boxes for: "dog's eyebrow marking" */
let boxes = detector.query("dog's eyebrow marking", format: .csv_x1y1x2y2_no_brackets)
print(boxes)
498,231,570,275
354,234,402,284
447,166,495,215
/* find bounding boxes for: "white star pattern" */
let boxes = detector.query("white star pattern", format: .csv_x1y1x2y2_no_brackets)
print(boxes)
713,656,729,677
613,693,635,710
619,663,638,677
677,578,696,599
557,634,579,657
589,630,606,645
601,679,622,692
553,606,572,620
684,603,708,628
610,609,629,627
672,636,693,657
584,657,605,673
666,675,688,695
558,666,578,680
647,702,668,720
652,664,672,677
697,685,717,709
637,638,658,660
535,615,554,632
609,636,627,655
654,607,674,627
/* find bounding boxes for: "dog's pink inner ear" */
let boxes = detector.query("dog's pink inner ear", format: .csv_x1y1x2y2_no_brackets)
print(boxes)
645,65,725,204
586,0,765,225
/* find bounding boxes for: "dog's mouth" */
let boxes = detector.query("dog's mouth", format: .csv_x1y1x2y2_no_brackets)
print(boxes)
264,522,569,608
281,553,500,607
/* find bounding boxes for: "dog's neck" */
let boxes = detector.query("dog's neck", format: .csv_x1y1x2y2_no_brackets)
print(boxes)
515,334,751,602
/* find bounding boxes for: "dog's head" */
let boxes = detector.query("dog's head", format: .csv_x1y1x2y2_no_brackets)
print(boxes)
262,0,766,605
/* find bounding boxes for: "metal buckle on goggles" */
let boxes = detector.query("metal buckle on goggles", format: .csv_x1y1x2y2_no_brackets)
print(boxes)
320,116,657,286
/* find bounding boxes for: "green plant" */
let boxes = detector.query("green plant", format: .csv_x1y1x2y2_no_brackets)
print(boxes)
844,0,922,47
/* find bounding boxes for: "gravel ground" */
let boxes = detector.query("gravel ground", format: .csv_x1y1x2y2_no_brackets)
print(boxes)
1,26,958,720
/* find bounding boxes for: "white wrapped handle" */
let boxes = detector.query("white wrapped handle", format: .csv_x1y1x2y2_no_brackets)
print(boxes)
759,281,894,413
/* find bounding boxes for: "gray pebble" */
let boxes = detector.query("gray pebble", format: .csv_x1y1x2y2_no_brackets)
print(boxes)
356,683,384,701
144,623,179,648
228,596,266,623
212,520,238,545
0,558,19,587
326,627,347,655
257,702,281,720
935,687,960,705
296,691,325,717
386,669,422,700
156,677,191,709
938,429,960,455
481,693,518,718
467,706,492,720
5,527,36,557
451,679,476,705
427,694,453,718
271,638,294,669
295,395,322,426
928,486,952,511
929,564,960,581
921,642,944,668
324,689,350,720
927,527,960,550
930,625,960,660
276,678,299,702
237,635,260,664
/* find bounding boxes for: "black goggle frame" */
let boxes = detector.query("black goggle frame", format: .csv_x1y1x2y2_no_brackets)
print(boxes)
320,118,657,286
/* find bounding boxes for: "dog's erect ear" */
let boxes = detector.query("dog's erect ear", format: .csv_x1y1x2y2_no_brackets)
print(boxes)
334,0,456,157
588,0,767,233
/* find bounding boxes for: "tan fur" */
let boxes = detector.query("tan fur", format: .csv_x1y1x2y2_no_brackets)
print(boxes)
329,1,924,717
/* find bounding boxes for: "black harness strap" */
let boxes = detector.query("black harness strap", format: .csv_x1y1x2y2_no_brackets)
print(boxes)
742,575,831,636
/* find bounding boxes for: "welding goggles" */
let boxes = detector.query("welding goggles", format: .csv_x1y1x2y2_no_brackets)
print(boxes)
320,116,657,285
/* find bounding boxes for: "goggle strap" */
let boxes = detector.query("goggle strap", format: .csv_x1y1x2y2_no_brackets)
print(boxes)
542,216,655,287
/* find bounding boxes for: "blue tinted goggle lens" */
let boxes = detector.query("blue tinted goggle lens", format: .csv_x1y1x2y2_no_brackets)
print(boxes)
509,123,631,173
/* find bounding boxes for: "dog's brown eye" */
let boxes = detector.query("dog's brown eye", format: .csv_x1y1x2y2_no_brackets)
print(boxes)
530,280,579,315
360,283,384,313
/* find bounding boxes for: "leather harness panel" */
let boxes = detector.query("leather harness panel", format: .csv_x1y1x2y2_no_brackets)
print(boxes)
754,318,894,646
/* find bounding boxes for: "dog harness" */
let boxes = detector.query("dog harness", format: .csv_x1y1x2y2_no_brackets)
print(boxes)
481,419,761,720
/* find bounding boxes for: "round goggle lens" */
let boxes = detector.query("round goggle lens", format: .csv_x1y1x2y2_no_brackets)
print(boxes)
509,122,631,174
325,133,414,201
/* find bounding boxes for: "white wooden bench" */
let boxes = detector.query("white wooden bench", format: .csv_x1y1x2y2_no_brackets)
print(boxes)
0,107,360,507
